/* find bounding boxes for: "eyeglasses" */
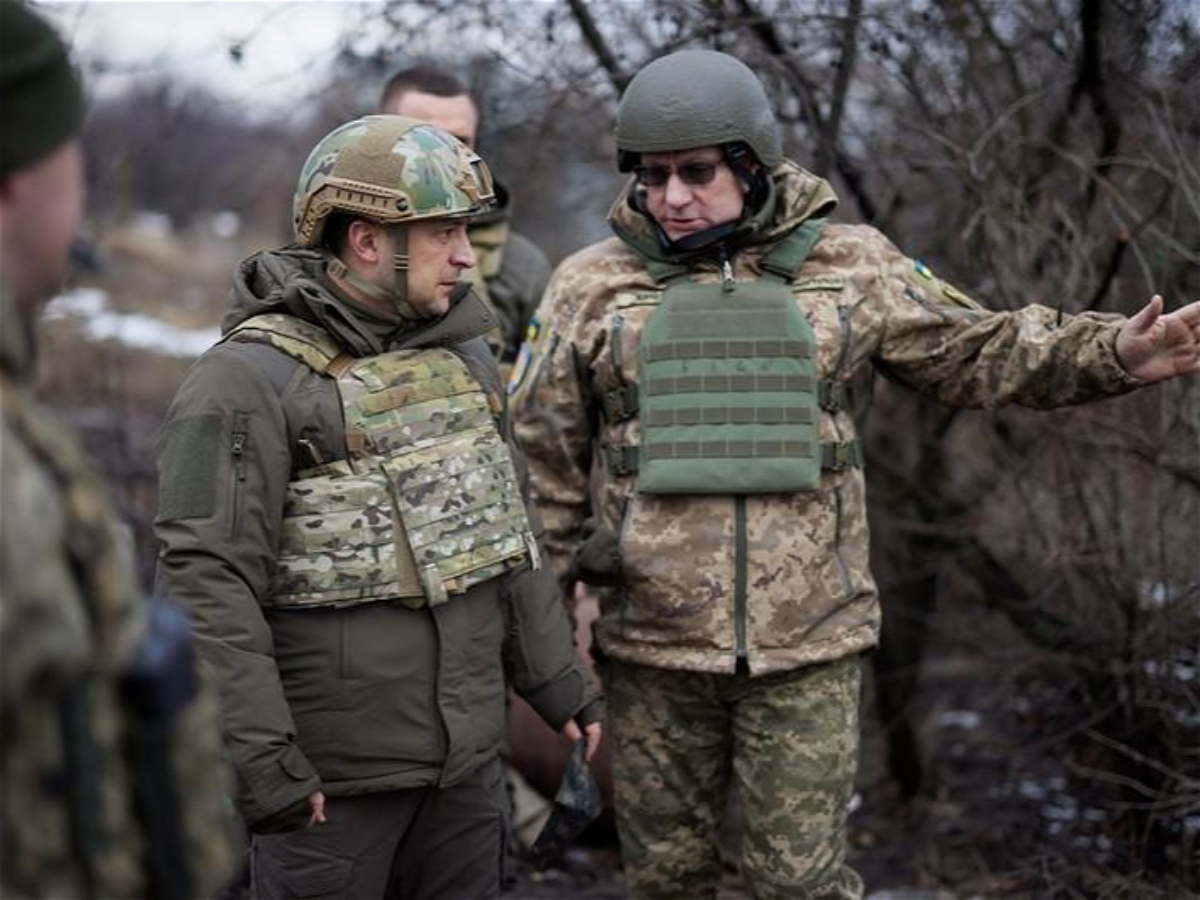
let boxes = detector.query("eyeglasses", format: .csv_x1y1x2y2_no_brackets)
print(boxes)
633,160,722,188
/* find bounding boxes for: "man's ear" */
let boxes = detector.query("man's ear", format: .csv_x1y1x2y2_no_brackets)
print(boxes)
345,219,384,265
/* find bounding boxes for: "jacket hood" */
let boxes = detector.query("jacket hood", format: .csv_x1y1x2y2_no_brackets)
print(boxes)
607,159,838,266
222,245,496,357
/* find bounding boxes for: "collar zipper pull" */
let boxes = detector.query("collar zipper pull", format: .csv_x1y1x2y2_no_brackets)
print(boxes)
721,255,735,291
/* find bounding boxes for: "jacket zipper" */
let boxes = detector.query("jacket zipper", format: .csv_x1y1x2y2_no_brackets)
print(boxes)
610,314,625,373
226,413,248,540
831,305,855,596
734,495,748,660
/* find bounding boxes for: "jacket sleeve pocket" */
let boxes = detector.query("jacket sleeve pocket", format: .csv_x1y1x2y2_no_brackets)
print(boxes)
242,742,320,832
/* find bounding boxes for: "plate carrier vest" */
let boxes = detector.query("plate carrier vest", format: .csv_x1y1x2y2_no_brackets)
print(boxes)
604,218,862,493
225,314,539,610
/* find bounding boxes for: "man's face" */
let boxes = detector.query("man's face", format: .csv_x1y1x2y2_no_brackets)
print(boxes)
638,147,746,243
0,140,84,311
386,90,479,148
397,218,477,317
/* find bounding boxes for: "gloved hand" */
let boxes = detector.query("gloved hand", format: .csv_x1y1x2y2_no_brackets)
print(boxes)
564,518,622,588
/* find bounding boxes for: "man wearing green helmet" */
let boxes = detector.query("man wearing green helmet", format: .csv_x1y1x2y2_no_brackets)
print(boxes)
510,50,1200,899
154,114,602,899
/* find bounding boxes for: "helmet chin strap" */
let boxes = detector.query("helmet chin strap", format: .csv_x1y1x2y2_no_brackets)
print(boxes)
325,224,424,321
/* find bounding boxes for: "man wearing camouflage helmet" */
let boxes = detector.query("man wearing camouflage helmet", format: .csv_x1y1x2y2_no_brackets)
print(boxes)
510,49,1200,899
153,114,601,899
1,1,237,896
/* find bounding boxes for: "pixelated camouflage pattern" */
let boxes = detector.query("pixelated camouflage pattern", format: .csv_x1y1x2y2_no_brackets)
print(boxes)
1,302,237,897
607,656,863,899
293,115,496,247
227,315,536,609
512,160,1141,675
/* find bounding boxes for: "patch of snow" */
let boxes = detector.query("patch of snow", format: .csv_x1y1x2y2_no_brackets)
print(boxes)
45,288,218,358
936,710,982,730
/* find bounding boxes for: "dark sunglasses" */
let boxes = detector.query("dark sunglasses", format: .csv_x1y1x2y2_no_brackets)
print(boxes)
633,160,721,188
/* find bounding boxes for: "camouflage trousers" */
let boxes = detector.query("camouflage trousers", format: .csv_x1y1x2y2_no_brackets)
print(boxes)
607,655,864,900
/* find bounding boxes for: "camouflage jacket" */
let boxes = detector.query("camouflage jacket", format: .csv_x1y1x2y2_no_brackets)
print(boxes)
154,247,598,832
511,162,1141,675
465,182,552,365
0,290,236,897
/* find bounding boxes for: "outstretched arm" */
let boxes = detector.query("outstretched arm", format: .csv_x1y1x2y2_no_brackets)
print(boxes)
1115,295,1200,382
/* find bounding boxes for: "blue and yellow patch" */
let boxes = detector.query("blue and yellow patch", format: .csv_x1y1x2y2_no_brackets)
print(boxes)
507,315,541,396
914,259,935,280
507,343,533,395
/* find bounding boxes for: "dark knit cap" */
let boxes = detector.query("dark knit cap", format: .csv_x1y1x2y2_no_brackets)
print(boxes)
0,0,84,177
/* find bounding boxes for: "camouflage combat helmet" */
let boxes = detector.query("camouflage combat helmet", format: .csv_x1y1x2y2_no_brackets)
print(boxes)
615,50,782,171
293,114,495,247
292,115,495,317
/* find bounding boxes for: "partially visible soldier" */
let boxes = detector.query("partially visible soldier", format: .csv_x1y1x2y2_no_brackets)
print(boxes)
153,115,601,900
0,1,238,896
511,49,1200,900
380,64,552,371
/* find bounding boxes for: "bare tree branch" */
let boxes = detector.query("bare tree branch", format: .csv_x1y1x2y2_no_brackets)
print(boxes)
563,0,630,94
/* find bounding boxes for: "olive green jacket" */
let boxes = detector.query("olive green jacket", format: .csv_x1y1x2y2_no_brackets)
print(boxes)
511,162,1142,676
154,248,598,832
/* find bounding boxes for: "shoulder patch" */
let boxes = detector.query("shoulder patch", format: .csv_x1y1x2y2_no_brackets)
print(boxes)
508,315,547,396
908,260,984,312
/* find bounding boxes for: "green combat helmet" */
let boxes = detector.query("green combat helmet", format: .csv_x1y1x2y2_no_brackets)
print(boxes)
292,114,496,316
614,49,782,171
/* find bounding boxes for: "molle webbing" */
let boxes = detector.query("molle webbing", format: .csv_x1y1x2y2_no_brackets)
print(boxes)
637,278,823,493
634,218,859,493
225,314,536,610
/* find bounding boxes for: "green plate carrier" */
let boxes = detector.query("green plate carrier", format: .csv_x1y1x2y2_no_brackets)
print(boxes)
638,219,842,494
225,314,538,610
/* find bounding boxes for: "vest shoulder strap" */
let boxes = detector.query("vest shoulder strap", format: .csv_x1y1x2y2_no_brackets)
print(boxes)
224,314,344,375
759,217,827,284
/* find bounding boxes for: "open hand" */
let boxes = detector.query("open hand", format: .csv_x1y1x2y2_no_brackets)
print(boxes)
1115,294,1200,382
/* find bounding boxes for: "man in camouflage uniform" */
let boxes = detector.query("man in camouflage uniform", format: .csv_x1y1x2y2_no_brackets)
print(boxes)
510,49,1200,899
0,2,238,896
154,114,602,900
380,64,553,372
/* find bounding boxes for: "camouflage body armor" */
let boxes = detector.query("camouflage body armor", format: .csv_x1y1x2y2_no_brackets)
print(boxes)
225,313,539,609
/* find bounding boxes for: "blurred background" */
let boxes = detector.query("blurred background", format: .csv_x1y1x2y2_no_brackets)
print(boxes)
34,1,1200,897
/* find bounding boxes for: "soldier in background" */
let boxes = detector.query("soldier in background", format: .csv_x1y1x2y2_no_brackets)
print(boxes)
154,115,601,899
511,49,1200,899
380,64,552,373
0,1,238,896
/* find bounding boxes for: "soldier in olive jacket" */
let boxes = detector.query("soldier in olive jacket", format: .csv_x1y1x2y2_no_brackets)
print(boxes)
154,116,601,900
510,50,1200,900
